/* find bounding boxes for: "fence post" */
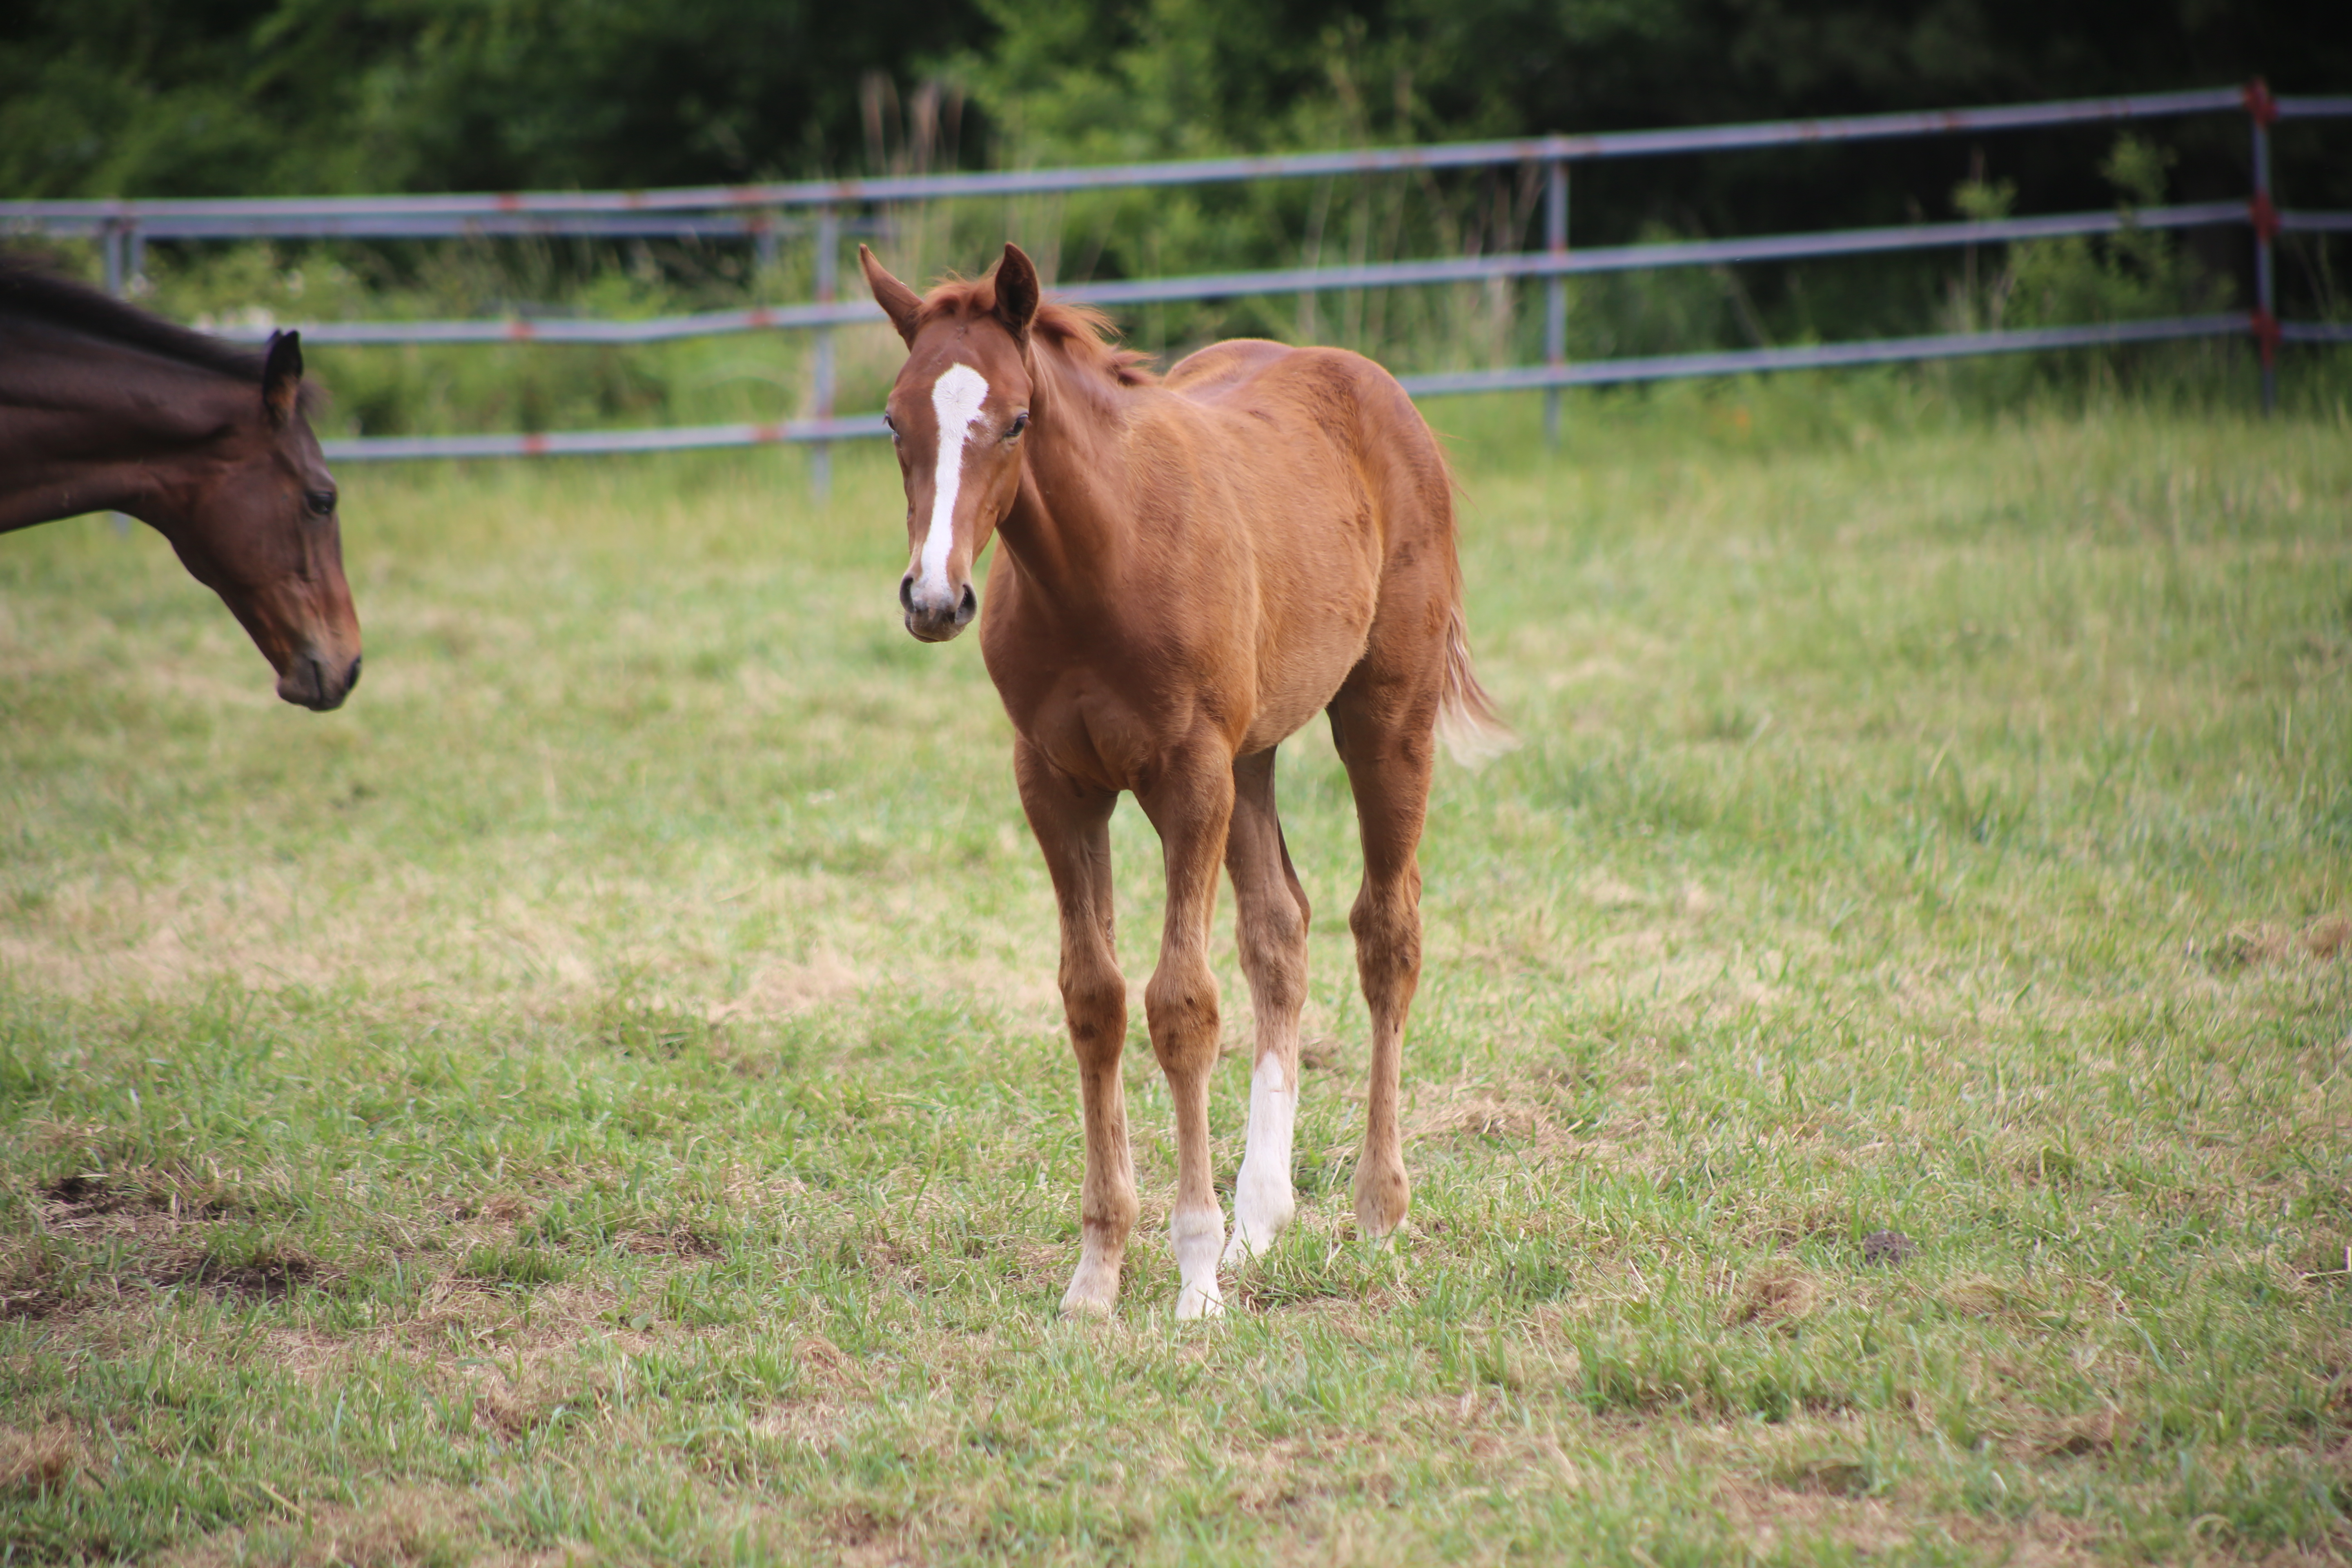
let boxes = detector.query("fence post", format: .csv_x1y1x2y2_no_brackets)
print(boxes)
1544,158,1568,447
811,207,840,501
99,219,135,534
2245,79,2279,416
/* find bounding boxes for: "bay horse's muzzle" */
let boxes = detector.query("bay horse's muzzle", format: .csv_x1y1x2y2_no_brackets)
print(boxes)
278,652,363,711
901,574,978,643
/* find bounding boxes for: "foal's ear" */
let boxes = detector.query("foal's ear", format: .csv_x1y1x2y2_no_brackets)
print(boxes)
262,330,304,425
994,243,1040,343
860,245,923,348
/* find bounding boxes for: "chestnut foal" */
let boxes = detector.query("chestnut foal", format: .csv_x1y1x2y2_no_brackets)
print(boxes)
863,243,1506,1318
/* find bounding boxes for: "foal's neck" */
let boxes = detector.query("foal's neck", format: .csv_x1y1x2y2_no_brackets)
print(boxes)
0,329,247,535
996,345,1138,608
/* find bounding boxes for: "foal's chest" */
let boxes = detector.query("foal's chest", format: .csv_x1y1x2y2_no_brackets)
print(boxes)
982,614,1257,791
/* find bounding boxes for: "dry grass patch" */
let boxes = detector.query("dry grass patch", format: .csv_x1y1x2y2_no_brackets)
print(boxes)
2200,913,2352,973
1938,1273,2042,1322
2024,1404,2133,1459
151,1485,561,1568
0,1420,86,1494
1726,1262,1823,1332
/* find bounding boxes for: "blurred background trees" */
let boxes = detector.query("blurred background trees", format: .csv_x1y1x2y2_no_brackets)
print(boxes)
5,0,2339,205
7,0,2339,430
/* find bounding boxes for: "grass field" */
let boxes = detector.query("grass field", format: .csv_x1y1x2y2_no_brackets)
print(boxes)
2,382,2349,1565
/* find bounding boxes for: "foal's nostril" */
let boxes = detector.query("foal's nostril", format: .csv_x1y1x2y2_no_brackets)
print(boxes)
899,575,915,613
955,584,978,626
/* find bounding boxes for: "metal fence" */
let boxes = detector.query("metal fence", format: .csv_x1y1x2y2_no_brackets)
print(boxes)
7,81,2347,479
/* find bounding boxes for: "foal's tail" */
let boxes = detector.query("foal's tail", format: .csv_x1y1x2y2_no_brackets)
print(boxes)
1436,600,1516,769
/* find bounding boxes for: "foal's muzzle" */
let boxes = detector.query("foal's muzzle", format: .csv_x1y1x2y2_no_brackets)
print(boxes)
901,574,977,643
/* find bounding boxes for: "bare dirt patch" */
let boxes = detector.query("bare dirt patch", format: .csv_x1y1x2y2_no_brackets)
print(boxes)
1861,1229,1918,1266
7,1171,330,1318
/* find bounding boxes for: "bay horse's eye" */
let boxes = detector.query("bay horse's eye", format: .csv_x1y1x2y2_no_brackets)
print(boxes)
1006,412,1030,440
305,489,336,517
882,412,899,441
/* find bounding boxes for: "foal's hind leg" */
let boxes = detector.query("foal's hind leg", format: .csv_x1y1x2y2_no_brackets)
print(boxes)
1014,740,1135,1318
1327,685,1438,1242
1221,748,1311,1266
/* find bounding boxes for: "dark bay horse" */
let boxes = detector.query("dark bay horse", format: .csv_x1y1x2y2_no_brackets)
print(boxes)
0,258,360,709
862,242,1508,1318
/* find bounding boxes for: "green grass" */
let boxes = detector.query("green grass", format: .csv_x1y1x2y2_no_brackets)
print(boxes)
2,382,2349,1565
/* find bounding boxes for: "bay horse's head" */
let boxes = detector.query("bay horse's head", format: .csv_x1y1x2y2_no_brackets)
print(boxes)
860,243,1041,643
167,330,363,710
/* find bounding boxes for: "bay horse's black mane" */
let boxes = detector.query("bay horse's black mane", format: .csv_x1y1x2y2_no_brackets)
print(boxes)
0,254,270,383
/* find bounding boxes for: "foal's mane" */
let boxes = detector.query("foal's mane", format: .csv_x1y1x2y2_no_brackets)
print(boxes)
0,253,272,385
919,275,1158,388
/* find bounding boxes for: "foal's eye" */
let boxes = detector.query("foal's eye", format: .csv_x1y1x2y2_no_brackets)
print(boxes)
882,412,899,441
1006,412,1030,439
304,489,336,517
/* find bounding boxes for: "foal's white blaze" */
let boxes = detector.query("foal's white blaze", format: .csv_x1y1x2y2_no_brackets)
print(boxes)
1223,1055,1297,1265
918,363,991,602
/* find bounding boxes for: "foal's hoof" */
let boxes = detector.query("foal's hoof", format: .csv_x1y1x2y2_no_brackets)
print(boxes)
1223,1170,1295,1267
1174,1280,1226,1321
1060,1258,1121,1319
1352,1160,1410,1243
1221,1216,1289,1268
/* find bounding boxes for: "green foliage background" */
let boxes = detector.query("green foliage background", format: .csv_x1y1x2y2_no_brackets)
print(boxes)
7,0,2348,228
5,1,2348,432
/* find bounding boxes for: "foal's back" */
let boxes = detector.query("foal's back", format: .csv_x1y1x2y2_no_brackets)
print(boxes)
1147,339,1461,742
1161,336,1454,555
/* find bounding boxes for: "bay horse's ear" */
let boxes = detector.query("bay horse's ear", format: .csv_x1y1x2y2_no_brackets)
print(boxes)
262,330,304,425
994,243,1040,343
860,245,923,347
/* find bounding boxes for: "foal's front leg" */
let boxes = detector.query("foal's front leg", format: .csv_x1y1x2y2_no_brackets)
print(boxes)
1137,746,1238,1319
1015,742,1135,1319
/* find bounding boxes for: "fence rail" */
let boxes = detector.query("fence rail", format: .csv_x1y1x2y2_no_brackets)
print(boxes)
205,200,2261,347
313,317,2259,463
7,80,2346,471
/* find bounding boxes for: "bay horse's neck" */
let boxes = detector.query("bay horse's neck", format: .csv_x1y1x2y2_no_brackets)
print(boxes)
994,344,1138,612
0,327,248,535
